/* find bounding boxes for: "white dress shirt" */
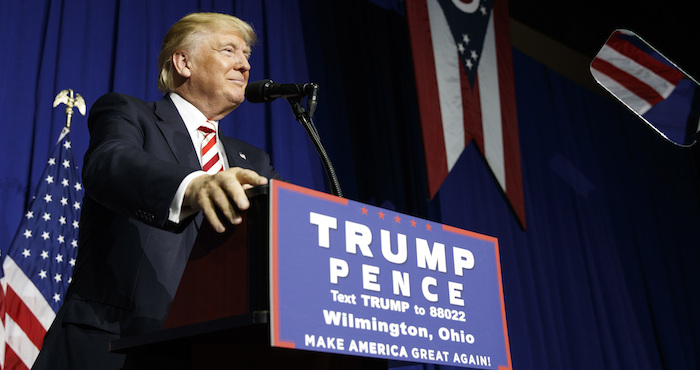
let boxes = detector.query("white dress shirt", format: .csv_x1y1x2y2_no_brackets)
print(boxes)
167,92,228,223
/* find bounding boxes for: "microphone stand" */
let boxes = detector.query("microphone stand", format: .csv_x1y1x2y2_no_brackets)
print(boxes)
286,96,343,198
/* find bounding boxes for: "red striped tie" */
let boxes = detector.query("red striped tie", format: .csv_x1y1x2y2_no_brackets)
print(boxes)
197,121,223,173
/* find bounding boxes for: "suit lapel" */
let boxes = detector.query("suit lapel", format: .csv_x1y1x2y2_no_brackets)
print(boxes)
153,95,201,169
153,95,251,171
220,137,244,169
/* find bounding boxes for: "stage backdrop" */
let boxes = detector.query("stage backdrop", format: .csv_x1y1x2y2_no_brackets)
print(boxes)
0,1,698,369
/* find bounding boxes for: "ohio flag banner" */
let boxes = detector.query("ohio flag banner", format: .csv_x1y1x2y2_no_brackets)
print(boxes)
406,0,525,227
0,129,81,369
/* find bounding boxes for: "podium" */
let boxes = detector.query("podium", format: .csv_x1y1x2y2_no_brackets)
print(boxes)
111,180,512,369
109,184,387,369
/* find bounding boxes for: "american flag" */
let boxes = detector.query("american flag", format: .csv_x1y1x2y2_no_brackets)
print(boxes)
0,129,81,369
406,0,525,227
590,29,699,145
591,30,684,116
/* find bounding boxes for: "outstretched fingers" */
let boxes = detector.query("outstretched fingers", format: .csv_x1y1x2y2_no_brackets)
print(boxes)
184,167,268,233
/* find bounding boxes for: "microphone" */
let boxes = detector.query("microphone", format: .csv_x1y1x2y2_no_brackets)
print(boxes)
245,79,317,104
244,79,340,196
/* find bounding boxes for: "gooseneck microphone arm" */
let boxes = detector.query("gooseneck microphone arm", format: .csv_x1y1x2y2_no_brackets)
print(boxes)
287,96,343,198
245,79,343,197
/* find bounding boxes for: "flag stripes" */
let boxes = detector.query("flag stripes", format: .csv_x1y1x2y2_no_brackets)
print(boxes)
591,30,684,115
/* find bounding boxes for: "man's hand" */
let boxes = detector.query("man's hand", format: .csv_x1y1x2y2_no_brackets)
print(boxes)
184,167,268,232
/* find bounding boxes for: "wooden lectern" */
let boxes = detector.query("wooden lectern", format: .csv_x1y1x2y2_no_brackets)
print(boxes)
110,185,387,369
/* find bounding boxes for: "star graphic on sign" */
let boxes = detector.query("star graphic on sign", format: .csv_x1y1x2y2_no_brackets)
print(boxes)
410,219,417,228
426,223,433,231
394,215,401,223
378,211,385,219
361,206,368,215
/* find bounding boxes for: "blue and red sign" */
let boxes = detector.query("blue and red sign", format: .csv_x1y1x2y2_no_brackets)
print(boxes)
269,180,512,369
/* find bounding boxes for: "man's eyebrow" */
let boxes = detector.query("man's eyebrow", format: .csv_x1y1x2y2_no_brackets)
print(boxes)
221,41,250,53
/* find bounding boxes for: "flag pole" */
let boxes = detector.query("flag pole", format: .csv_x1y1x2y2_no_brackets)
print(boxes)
52,89,86,138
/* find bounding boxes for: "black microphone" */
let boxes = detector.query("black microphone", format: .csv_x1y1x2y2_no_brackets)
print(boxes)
246,79,340,196
245,79,317,103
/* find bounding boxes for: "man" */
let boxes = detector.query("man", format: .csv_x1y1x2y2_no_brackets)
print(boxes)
32,12,280,369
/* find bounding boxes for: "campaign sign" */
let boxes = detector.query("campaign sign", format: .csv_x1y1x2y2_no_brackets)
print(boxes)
269,180,512,369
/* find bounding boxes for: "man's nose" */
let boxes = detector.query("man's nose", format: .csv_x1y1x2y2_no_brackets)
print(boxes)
235,52,251,72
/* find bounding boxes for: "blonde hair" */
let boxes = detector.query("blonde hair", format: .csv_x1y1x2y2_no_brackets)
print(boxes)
157,12,256,93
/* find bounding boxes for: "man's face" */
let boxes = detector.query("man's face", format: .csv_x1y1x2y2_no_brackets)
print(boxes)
186,29,251,116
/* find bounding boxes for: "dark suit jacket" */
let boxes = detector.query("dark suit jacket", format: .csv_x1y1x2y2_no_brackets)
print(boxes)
33,93,280,369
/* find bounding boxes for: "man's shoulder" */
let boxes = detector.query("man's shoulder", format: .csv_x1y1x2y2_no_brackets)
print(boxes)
95,92,145,104
92,92,164,110
89,92,170,119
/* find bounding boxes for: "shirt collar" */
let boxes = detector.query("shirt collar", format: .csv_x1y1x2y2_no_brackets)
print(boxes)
169,92,219,136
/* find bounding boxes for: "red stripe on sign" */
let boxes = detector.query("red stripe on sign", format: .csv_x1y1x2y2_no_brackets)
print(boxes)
269,181,297,349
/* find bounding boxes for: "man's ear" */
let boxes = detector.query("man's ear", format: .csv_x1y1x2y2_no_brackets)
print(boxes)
172,51,191,79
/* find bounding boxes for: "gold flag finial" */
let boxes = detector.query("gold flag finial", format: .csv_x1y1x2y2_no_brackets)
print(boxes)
53,89,86,130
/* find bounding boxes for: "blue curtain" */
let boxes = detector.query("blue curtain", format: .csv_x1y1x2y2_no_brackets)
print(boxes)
1,1,698,369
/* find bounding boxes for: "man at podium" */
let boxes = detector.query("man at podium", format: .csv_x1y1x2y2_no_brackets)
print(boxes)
33,12,281,370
